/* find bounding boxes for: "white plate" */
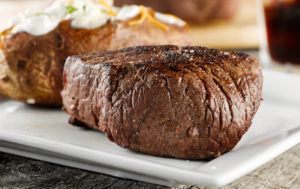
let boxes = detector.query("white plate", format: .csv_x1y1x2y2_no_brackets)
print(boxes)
0,69,300,187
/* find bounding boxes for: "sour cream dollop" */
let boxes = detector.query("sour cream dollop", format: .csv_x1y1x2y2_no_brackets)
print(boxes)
69,1,110,29
12,14,61,36
155,12,186,27
12,0,67,35
115,5,140,21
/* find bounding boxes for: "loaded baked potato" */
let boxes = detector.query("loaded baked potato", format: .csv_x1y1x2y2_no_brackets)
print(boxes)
0,0,190,106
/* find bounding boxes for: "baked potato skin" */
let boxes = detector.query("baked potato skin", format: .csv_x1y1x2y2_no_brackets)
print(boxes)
0,29,65,106
0,20,190,106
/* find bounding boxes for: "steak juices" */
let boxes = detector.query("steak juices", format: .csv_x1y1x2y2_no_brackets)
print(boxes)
264,0,300,65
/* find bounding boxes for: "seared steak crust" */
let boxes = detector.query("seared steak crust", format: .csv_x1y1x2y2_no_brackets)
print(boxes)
62,45,263,159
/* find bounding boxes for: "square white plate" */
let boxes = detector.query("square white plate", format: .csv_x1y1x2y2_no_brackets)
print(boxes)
0,69,300,187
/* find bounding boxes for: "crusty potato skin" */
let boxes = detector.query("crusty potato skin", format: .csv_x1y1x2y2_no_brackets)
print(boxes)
0,29,66,106
0,20,190,106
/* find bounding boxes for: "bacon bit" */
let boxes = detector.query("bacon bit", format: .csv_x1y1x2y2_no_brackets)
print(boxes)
98,0,117,16
129,6,169,31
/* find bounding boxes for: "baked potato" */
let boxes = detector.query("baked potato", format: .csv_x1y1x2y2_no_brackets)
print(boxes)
115,0,239,24
0,2,190,106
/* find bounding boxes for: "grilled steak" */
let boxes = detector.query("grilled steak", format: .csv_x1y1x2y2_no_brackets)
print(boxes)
62,45,263,159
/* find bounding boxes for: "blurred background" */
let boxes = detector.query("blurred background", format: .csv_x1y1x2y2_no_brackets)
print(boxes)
2,0,300,71
0,0,258,50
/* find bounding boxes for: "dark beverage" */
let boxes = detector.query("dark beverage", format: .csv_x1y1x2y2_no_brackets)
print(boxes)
264,0,300,65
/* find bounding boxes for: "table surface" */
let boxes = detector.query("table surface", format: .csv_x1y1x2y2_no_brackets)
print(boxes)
0,144,299,189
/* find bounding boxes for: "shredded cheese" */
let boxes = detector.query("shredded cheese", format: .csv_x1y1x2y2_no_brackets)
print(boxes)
129,6,169,31
147,14,170,31
0,28,12,49
128,6,147,26
98,0,117,16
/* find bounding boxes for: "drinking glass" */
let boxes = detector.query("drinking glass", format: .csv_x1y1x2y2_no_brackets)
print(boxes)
257,0,300,72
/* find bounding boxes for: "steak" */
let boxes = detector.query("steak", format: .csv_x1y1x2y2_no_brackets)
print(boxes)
62,45,263,159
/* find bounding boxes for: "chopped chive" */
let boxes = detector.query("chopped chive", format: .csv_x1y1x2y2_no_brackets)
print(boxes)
66,6,77,14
